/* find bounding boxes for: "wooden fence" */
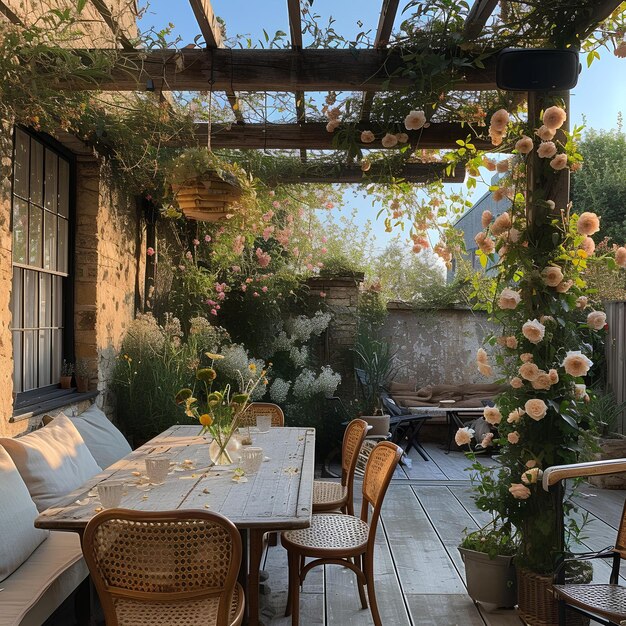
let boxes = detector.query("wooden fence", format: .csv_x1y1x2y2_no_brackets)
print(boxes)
606,301,626,433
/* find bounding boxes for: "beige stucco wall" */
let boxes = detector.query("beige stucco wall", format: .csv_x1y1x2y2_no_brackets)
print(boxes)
383,304,496,387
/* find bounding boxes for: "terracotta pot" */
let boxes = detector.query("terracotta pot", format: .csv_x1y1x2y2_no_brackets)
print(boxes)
59,376,73,390
459,547,516,610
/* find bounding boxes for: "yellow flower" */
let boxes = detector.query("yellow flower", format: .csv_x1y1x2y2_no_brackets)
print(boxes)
248,363,257,372
577,249,588,259
205,352,225,360
199,414,213,427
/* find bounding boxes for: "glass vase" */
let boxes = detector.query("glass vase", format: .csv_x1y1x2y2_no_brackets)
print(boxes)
209,434,242,466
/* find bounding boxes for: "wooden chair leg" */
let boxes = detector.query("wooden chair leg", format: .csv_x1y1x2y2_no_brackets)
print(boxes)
285,550,295,617
558,599,567,626
355,554,368,609
364,553,382,626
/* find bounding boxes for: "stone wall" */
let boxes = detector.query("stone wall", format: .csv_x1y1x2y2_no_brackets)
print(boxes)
307,275,363,398
383,303,495,386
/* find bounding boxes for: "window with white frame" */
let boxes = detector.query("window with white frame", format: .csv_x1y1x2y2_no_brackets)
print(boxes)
11,128,71,394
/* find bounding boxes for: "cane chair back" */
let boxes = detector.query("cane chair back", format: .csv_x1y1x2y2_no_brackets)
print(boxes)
341,419,368,488
82,509,244,626
614,500,626,559
361,441,403,529
238,402,284,428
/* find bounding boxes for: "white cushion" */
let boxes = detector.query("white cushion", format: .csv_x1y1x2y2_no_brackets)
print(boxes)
0,415,102,512
0,447,48,582
56,405,132,470
0,531,87,626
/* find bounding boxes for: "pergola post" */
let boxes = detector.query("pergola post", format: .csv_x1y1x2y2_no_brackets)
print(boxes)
525,90,571,247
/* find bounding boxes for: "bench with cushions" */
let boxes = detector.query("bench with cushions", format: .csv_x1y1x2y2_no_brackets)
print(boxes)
388,382,506,409
0,404,131,626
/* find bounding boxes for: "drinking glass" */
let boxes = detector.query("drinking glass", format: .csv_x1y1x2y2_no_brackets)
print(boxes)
241,447,264,474
97,480,125,508
145,455,171,484
256,415,272,433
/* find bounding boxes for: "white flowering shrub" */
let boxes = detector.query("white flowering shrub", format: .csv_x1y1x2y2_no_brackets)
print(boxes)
123,313,166,355
287,310,332,342
289,345,309,368
270,378,291,403
189,317,230,353
293,366,341,400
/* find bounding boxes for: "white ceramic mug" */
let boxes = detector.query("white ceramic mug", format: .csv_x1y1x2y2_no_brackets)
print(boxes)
145,455,171,484
97,480,125,508
241,447,264,474
256,415,272,433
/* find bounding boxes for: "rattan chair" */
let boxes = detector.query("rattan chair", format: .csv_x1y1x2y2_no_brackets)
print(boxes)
82,509,245,626
238,402,285,428
312,418,368,516
552,498,626,626
281,441,403,626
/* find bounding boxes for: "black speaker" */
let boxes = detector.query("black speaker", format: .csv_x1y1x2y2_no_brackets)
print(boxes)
496,48,580,91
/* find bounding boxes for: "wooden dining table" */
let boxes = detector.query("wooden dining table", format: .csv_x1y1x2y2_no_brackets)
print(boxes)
35,424,316,626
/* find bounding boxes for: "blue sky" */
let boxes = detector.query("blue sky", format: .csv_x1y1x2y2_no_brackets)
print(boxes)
139,0,626,250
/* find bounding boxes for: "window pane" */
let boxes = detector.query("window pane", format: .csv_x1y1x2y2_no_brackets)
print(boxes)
38,329,52,387
53,275,63,327
58,158,69,218
23,270,38,329
23,330,36,392
43,211,57,271
28,206,43,267
44,149,58,213
11,267,22,330
12,197,28,264
13,331,22,393
51,329,62,383
57,217,68,275
30,140,43,207
40,273,51,327
13,129,29,198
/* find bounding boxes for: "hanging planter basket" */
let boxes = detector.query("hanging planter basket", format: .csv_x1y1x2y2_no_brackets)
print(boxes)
172,172,243,222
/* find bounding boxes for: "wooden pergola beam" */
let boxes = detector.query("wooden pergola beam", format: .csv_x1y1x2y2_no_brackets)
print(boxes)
463,0,499,40
188,0,223,47
190,121,492,150
287,0,303,48
90,0,135,50
59,48,497,91
188,0,244,124
0,1,20,23
273,162,463,184
361,0,400,122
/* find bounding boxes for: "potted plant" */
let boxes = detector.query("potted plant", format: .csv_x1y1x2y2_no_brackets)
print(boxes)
459,522,518,611
165,148,254,222
60,360,74,389
75,359,90,393
584,390,626,488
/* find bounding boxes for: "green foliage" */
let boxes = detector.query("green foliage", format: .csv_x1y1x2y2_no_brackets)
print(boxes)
319,253,363,278
571,122,626,245
353,335,396,414
460,526,518,559
580,389,626,438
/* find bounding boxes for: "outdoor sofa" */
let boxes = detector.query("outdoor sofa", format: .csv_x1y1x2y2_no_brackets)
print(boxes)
0,403,131,626
388,381,506,409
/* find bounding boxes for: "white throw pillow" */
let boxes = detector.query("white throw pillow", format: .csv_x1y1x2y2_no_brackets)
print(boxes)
0,446,49,582
0,415,102,512
64,405,132,470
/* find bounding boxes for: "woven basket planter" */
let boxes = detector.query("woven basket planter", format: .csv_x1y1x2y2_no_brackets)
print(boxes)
518,568,589,626
173,173,242,222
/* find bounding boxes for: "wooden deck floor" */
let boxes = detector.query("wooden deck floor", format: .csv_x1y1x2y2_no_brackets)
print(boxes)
260,442,626,626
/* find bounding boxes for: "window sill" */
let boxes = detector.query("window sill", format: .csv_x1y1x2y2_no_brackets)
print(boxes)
11,389,99,422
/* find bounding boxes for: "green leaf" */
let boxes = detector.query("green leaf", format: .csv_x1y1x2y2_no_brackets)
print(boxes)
76,0,87,12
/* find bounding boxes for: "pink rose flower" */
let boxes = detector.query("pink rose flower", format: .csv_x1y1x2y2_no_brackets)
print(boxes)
481,210,493,228
521,467,543,485
542,106,567,130
320,291,326,298
253,292,259,297
326,119,340,133
574,383,586,399
481,432,494,447
576,296,588,309
510,377,523,389
381,133,399,148
454,427,474,447
531,372,552,390
505,336,518,349
541,265,564,287
483,406,502,425
404,110,426,130
496,159,510,173
507,408,525,424
537,141,557,158
515,135,534,154
255,248,271,268
616,247,626,268
482,157,497,171
580,237,596,256
556,279,573,293
210,308,217,316
360,130,375,144
146,247,155,256
490,109,510,131
550,154,568,170
615,41,626,58
522,319,546,344
192,238,200,246
519,362,540,381
261,286,268,293
525,398,548,421
185,251,193,260
478,362,493,377
520,353,534,363
498,288,521,310
577,212,601,236
507,432,521,445
491,211,512,236
476,348,488,364
587,310,607,330
548,369,559,384
536,125,556,141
